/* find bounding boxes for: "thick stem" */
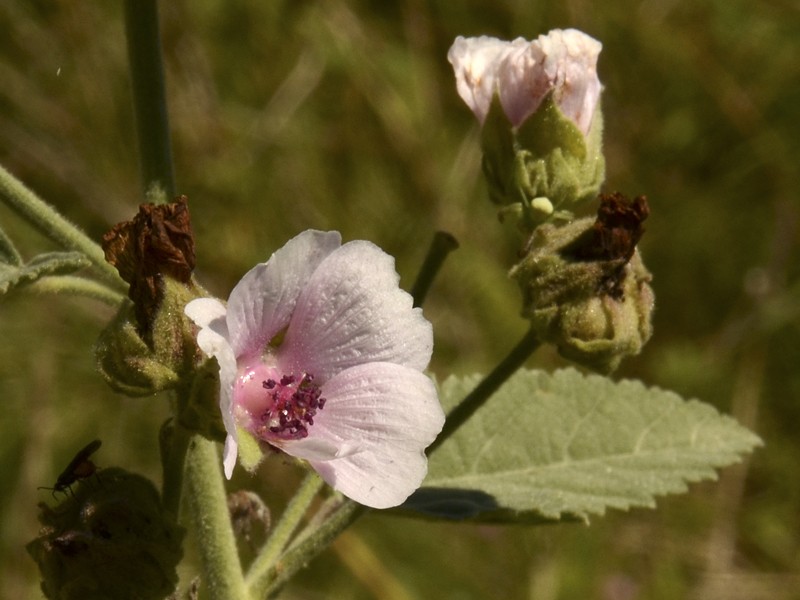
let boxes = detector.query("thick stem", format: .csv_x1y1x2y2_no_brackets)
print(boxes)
245,473,325,597
124,0,176,199
0,165,124,291
410,231,459,308
429,327,540,453
184,436,249,600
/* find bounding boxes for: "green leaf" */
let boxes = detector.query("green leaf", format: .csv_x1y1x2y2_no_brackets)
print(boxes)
403,368,761,522
0,251,91,296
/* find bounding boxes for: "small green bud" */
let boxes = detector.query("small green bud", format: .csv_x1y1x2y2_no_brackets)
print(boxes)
510,194,654,373
27,468,184,600
94,278,203,396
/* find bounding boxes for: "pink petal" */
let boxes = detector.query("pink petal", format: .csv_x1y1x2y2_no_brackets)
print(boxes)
499,29,602,133
185,298,240,478
448,36,514,124
280,241,433,383
283,362,444,509
226,230,342,359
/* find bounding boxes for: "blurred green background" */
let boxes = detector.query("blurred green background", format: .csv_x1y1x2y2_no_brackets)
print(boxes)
1,0,798,598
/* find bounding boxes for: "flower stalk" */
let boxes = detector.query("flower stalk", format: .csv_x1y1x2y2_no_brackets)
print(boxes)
124,0,176,199
411,231,459,308
430,327,541,453
245,472,325,597
261,499,365,598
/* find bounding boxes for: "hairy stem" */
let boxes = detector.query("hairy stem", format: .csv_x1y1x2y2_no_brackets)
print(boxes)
26,275,126,307
262,499,365,598
160,422,192,519
0,165,124,291
245,472,325,597
184,436,249,600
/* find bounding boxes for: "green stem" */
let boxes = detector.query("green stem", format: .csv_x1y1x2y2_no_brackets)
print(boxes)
161,422,192,519
262,500,365,599
124,0,176,199
26,275,126,307
410,231,459,308
0,165,124,291
245,472,325,597
429,327,541,453
184,436,249,600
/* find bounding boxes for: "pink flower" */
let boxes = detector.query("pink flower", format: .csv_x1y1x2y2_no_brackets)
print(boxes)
185,230,444,509
448,29,602,135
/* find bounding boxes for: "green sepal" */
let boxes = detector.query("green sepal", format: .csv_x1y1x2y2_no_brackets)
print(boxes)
480,93,606,233
94,278,204,396
94,302,181,396
480,95,516,207
237,426,265,473
176,359,227,443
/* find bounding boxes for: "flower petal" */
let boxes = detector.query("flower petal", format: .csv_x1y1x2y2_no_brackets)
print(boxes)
185,297,240,478
447,35,514,124
499,29,602,133
280,240,433,383
283,362,444,509
226,230,342,359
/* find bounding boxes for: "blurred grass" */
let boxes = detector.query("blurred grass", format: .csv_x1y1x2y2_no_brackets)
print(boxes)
1,0,798,598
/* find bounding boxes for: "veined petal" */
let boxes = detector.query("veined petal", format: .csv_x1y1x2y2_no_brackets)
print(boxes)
185,297,240,478
226,230,341,359
286,362,444,509
448,35,513,124
280,241,433,383
499,29,602,133
542,29,602,136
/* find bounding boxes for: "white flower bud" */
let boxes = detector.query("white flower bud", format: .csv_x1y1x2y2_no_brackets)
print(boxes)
448,29,602,135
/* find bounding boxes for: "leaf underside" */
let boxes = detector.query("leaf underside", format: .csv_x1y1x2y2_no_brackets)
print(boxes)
401,368,761,523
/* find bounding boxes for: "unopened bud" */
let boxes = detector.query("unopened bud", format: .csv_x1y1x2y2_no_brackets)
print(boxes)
449,29,606,230
95,278,203,396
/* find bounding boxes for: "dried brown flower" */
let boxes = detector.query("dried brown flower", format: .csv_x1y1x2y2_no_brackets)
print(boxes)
102,195,195,340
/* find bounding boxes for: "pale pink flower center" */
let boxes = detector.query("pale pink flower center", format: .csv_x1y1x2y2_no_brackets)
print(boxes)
234,362,326,442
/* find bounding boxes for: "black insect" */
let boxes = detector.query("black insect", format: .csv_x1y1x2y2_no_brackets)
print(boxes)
38,439,102,498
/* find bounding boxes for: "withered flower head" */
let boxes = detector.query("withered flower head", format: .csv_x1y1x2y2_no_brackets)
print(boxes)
102,195,195,339
566,192,649,300
571,192,649,263
511,192,654,373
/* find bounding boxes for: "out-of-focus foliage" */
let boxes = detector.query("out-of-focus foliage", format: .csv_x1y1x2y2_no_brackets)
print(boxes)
1,1,797,598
